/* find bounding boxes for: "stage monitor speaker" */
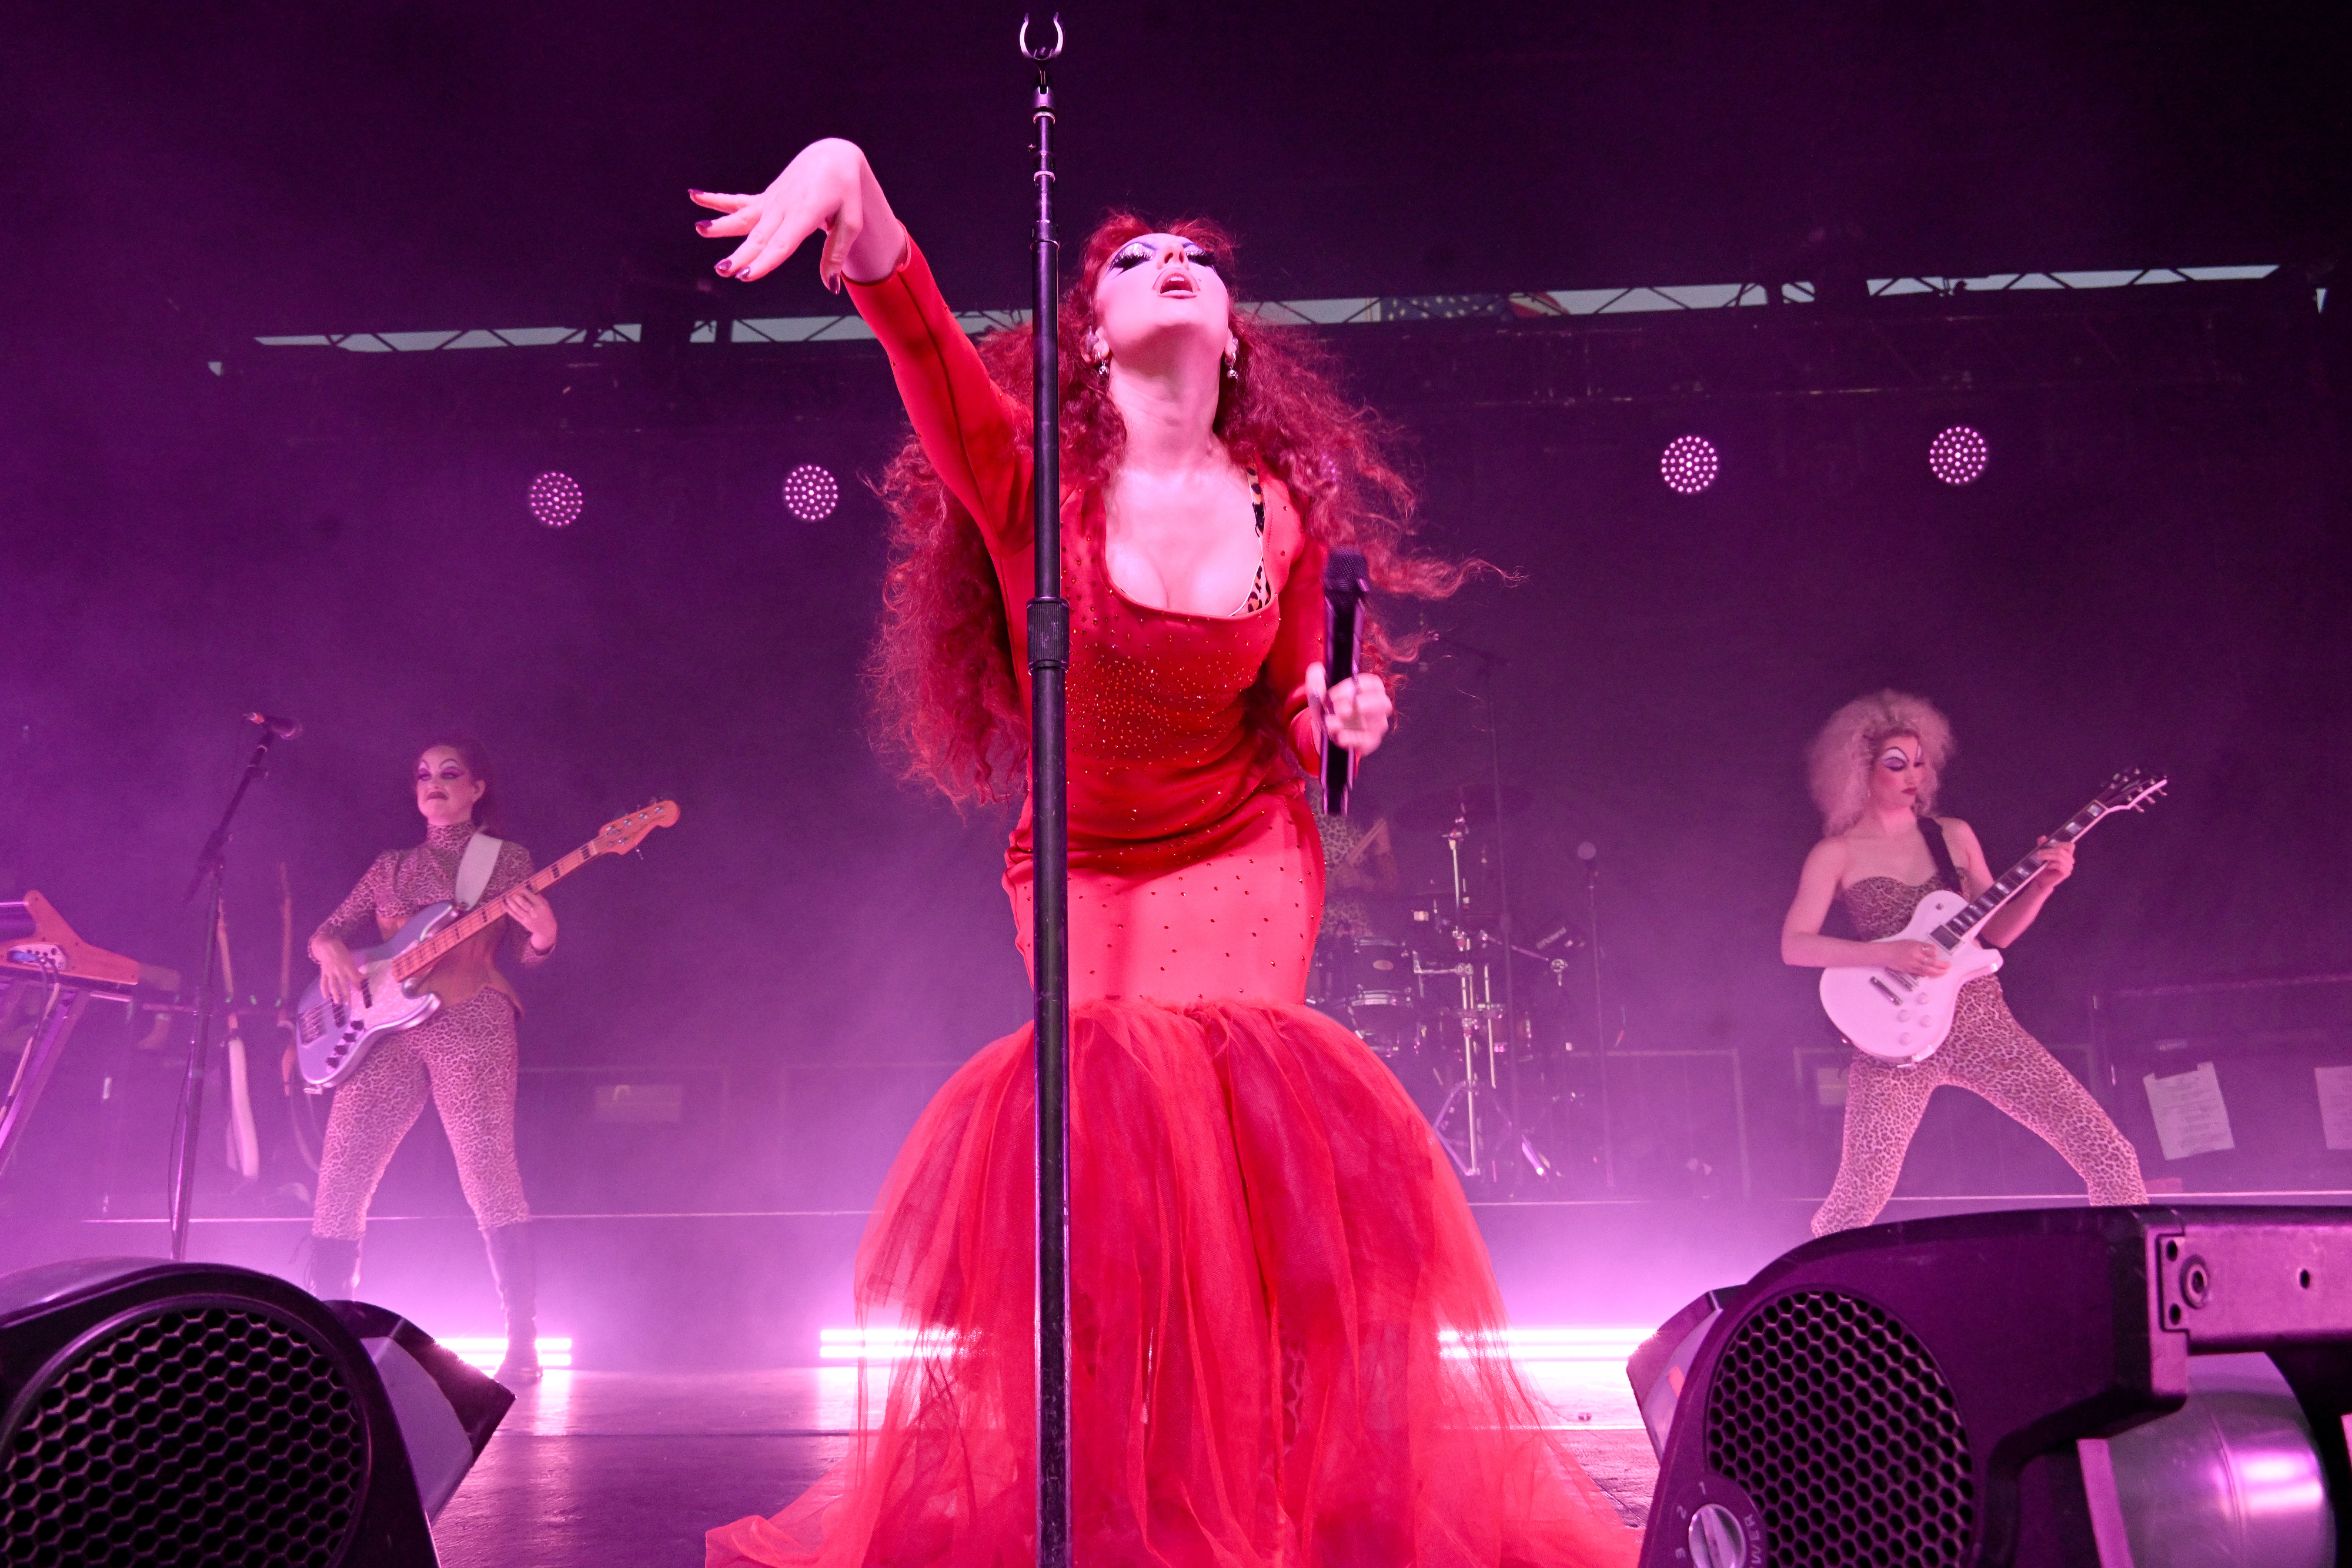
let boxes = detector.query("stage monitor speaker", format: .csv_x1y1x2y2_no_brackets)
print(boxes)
1628,1208,2352,1568
0,1257,512,1566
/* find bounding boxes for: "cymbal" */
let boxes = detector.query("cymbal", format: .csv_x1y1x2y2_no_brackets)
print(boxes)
1392,784,1533,832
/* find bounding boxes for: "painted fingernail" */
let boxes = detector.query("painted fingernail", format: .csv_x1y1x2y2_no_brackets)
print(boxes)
696,220,715,236
714,259,734,277
689,188,709,199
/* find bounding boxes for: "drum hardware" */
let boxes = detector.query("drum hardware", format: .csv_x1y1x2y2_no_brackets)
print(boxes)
1391,782,1532,834
1576,840,1617,1189
1319,769,1623,1191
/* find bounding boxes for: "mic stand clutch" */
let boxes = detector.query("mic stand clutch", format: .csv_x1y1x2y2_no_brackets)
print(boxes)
168,720,283,1262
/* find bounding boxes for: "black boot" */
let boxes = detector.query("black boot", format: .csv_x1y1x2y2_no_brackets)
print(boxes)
483,1221,540,1386
307,1235,360,1300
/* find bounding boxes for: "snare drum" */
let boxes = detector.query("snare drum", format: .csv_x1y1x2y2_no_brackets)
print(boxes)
1307,934,1420,1055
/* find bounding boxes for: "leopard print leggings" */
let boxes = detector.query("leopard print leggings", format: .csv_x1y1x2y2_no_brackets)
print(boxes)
1812,974,2147,1237
312,988,530,1240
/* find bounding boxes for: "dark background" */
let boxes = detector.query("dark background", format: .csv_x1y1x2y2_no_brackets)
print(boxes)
3,2,2348,1333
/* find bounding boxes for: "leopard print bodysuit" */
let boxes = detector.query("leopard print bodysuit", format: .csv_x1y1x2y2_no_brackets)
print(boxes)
1811,873,2146,1237
309,820,547,1241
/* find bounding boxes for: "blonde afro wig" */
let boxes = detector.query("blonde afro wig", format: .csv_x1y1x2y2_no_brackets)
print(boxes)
1807,690,1956,836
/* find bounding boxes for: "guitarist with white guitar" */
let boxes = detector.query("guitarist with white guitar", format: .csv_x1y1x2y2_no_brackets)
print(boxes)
1780,691,2148,1238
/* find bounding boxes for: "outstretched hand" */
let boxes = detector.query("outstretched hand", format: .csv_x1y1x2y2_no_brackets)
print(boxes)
691,139,907,290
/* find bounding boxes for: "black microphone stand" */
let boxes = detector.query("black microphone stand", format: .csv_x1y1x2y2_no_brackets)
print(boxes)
169,721,281,1261
1020,16,1073,1567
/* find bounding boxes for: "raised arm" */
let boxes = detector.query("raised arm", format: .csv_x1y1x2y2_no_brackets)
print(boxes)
694,141,1027,548
1946,817,2076,949
485,840,557,967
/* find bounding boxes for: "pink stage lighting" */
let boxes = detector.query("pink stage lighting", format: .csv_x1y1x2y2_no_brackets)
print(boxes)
528,472,583,528
1928,425,1989,486
783,464,840,521
1659,435,1718,495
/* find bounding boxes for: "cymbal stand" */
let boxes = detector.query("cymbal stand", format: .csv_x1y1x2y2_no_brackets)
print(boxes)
1583,845,1617,1189
1424,817,1548,1185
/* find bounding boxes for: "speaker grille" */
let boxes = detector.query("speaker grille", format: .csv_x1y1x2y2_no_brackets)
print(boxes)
1702,1289,1976,1566
1,1304,365,1567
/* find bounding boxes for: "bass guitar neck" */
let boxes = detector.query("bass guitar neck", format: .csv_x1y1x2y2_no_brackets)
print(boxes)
296,800,679,1088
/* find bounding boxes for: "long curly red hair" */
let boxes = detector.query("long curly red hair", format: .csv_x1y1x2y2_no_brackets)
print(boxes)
871,213,1471,805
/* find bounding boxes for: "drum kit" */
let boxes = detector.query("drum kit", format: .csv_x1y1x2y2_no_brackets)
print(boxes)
1308,783,1601,1192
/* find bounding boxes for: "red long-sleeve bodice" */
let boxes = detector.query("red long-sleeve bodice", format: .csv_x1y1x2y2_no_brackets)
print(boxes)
848,239,1326,879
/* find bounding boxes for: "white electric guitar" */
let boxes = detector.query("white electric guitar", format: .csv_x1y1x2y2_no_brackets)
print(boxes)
1821,772,2166,1065
294,801,679,1088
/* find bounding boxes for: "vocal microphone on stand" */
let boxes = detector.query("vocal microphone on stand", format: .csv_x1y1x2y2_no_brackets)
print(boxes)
1321,549,1369,816
244,713,303,740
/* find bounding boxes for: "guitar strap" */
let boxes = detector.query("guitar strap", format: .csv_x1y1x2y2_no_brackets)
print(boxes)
453,831,505,911
1918,815,1962,892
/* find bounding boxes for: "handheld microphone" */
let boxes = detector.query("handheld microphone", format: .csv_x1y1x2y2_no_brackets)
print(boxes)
245,713,303,740
1321,549,1369,816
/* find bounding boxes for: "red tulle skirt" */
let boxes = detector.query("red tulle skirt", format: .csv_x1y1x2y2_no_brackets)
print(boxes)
709,1000,1639,1568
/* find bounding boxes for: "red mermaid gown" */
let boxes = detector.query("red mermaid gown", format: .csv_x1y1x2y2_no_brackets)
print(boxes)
706,239,1638,1568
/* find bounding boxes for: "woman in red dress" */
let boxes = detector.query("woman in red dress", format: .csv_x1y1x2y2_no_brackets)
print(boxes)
694,139,1638,1568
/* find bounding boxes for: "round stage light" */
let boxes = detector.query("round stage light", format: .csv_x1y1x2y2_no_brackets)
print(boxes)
783,464,840,521
1660,435,1719,495
1928,425,1989,486
527,472,583,528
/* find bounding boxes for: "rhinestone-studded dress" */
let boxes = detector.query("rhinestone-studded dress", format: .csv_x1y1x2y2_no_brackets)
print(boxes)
707,240,1636,1568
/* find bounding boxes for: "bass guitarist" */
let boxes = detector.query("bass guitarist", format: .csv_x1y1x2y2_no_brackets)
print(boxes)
1780,690,2144,1236
305,737,556,1382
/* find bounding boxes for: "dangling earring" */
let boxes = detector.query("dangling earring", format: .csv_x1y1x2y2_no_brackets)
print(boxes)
1223,337,1241,382
1094,356,1110,379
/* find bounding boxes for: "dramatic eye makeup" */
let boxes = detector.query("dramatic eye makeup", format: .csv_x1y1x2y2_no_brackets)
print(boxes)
1108,239,1218,272
1877,750,1915,771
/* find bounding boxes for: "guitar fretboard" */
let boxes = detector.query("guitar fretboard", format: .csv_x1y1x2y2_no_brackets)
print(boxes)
1930,802,2109,948
389,842,600,981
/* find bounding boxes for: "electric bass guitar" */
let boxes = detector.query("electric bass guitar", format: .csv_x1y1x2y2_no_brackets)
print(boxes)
294,801,679,1088
1820,772,2164,1065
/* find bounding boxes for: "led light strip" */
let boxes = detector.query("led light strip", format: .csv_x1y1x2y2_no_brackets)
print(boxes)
818,1327,962,1362
818,1325,1650,1365
437,1336,574,1372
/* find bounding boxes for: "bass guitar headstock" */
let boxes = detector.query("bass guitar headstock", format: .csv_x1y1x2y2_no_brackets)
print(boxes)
2096,771,2168,815
590,800,681,857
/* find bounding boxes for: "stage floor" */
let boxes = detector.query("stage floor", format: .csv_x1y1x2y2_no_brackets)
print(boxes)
431,1368,1662,1566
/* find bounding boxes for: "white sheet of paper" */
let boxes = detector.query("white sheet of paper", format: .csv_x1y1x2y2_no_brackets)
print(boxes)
2143,1061,2234,1161
2314,1065,2352,1151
